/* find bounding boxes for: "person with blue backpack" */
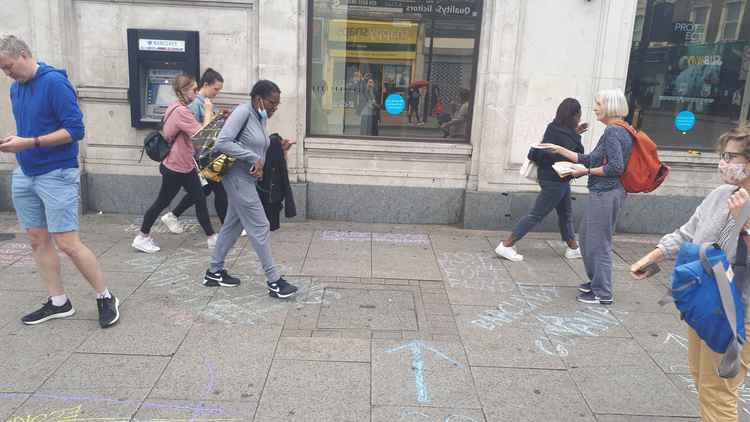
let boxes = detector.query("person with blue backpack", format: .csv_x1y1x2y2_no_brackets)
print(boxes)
630,127,750,421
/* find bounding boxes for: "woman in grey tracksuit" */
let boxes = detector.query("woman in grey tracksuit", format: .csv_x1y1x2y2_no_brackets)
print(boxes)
202,80,298,298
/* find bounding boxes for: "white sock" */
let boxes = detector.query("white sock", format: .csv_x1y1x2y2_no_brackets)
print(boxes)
51,294,68,307
96,288,111,299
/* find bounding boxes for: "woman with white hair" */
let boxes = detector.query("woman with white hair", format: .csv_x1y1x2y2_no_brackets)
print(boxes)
537,89,633,305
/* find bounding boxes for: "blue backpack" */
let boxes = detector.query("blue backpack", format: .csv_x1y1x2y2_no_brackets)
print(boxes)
664,224,748,378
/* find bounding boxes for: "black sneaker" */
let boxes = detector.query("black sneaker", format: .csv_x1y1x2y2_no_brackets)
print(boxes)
21,298,75,325
97,294,120,328
267,278,298,299
203,269,241,287
578,282,592,293
576,291,613,305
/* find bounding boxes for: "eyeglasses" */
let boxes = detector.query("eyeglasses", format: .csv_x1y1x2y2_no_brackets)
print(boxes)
720,152,749,163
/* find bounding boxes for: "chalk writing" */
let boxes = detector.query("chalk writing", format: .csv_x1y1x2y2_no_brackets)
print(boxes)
8,404,81,422
438,252,514,291
320,230,370,242
470,285,559,330
399,409,479,422
372,233,429,245
386,340,462,403
125,217,202,234
319,231,430,245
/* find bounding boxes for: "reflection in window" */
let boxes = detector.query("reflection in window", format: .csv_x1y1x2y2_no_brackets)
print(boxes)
626,0,750,151
307,0,483,141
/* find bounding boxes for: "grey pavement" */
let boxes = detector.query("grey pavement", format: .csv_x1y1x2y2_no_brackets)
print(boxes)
0,212,734,421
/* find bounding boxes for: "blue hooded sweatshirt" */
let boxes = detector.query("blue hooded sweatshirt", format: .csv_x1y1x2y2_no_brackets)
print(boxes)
10,62,84,176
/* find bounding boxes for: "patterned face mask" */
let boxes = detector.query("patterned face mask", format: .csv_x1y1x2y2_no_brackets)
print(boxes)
718,159,750,185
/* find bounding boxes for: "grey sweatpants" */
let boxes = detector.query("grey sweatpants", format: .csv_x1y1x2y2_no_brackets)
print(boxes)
209,170,280,283
579,187,626,299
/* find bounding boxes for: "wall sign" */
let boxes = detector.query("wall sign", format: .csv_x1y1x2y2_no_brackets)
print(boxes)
138,39,186,52
385,93,406,115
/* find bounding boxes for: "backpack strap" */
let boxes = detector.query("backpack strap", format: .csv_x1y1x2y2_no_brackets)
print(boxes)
712,202,750,378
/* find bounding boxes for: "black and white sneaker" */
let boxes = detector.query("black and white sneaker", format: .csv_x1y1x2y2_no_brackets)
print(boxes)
576,291,613,305
267,278,298,299
578,282,592,293
21,298,76,325
97,294,120,328
203,269,241,287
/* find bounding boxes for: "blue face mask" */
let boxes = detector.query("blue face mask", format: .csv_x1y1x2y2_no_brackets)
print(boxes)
257,99,268,122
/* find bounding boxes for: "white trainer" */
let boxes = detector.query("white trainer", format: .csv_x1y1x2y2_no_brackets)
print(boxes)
207,234,218,249
160,212,184,234
565,247,582,259
241,229,247,236
494,243,523,261
132,234,160,253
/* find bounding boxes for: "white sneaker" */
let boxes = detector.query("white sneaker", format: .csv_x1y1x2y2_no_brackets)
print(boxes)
494,243,523,262
132,234,160,253
565,247,582,259
241,229,247,236
160,212,184,234
207,234,218,249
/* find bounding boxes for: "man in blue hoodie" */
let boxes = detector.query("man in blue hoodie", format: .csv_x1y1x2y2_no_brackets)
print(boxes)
0,35,120,328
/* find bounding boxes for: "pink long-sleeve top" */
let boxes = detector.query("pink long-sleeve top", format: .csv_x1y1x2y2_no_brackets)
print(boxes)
161,101,201,173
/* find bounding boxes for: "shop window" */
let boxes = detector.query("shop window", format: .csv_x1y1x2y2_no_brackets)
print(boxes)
626,0,750,151
306,0,483,142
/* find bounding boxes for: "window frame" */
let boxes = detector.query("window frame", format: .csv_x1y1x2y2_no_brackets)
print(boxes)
717,0,747,41
304,0,484,144
688,3,711,44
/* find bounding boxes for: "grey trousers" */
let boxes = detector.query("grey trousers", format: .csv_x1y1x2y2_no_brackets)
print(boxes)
579,187,626,299
209,171,281,283
511,180,575,242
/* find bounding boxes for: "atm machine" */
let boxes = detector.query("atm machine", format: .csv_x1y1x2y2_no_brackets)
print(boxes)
127,29,199,129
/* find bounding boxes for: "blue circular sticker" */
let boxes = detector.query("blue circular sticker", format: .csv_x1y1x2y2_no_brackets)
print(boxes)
675,111,696,132
385,94,406,115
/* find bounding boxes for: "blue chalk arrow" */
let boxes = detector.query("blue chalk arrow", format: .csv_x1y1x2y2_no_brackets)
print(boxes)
386,340,463,402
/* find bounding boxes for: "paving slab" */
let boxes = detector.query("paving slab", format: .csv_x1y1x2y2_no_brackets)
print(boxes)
472,366,595,422
7,388,149,422
571,364,699,417
452,305,565,369
198,283,295,326
430,233,493,253
616,311,690,373
371,406,487,422
560,337,655,369
38,353,169,391
301,231,372,278
0,320,96,392
253,360,370,422
436,251,514,294
274,336,370,362
76,294,208,356
372,241,443,280
595,415,699,422
133,398,258,422
150,323,280,402
318,287,418,330
372,339,480,408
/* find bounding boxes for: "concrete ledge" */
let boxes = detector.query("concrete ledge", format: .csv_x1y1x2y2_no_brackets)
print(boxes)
307,183,464,224
463,189,702,235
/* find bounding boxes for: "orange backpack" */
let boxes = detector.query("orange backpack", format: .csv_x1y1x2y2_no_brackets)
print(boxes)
612,120,669,193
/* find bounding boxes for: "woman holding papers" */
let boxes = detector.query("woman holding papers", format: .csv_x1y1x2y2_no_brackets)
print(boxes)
494,98,587,262
534,90,633,305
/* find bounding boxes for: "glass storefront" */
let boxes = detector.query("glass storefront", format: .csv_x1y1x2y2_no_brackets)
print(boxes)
626,0,750,151
307,0,483,141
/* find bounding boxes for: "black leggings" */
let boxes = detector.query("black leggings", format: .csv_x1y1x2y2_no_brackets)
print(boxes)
172,179,228,224
140,164,215,235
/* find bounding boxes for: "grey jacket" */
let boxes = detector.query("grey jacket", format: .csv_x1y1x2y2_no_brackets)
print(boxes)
657,184,750,318
214,102,269,178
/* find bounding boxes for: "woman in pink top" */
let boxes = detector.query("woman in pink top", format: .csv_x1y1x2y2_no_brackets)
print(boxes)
132,74,217,253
